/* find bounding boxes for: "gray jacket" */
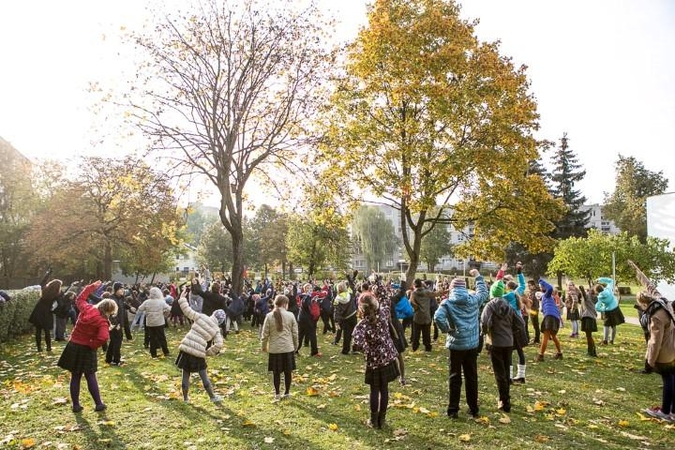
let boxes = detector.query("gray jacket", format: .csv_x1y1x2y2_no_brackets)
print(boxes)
481,297,515,348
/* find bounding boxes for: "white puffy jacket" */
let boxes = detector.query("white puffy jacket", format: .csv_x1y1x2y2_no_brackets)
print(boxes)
137,287,171,327
178,294,223,358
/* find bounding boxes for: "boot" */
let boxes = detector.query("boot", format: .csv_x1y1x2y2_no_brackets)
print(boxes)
554,352,563,360
378,410,387,429
369,411,379,429
513,364,526,384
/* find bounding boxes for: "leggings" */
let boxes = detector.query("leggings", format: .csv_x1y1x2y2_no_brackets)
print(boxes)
35,327,52,352
181,369,215,401
70,372,102,407
272,370,293,395
369,383,389,414
603,326,617,343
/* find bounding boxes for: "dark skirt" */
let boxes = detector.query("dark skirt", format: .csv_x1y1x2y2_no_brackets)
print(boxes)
57,342,98,374
365,360,399,388
603,307,625,327
541,315,560,335
581,317,598,332
175,351,207,372
566,310,580,321
267,351,296,373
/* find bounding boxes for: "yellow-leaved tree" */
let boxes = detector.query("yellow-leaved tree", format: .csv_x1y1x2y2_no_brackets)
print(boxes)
317,0,564,284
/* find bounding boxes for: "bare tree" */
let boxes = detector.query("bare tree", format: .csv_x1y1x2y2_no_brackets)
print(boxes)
127,0,335,293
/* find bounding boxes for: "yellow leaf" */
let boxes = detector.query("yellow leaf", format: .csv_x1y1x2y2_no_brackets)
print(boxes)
498,415,511,424
317,404,327,409
534,435,549,443
20,438,35,449
458,434,471,442
306,387,319,397
618,420,630,427
242,419,256,427
636,412,651,421
419,407,430,414
474,416,490,425
329,423,338,431
526,405,535,413
556,408,567,416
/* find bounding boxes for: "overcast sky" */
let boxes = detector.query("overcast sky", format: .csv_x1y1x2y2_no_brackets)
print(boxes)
0,0,673,205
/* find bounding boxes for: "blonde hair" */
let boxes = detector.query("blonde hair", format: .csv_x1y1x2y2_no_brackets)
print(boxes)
96,299,118,317
337,281,348,294
636,291,653,306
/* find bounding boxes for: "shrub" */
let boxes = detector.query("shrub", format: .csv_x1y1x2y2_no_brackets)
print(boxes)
0,289,40,343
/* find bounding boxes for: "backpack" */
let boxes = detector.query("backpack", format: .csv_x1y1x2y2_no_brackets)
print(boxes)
309,298,321,321
395,295,414,320
512,313,528,348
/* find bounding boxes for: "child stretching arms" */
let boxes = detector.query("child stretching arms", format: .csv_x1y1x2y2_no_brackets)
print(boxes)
353,293,400,429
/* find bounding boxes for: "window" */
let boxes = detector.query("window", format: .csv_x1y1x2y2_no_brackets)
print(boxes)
183,266,189,272
175,267,180,272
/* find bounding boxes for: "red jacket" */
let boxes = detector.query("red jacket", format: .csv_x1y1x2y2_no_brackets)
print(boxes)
69,284,110,349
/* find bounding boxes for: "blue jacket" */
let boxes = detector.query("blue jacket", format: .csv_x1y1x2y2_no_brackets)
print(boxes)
434,275,488,350
538,279,561,319
595,277,618,312
503,272,526,317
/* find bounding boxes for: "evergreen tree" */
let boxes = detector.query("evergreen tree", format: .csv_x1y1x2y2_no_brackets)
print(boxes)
550,133,590,240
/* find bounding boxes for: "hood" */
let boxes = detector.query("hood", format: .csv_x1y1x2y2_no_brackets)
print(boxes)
148,287,164,301
449,287,470,304
491,297,512,317
538,279,553,296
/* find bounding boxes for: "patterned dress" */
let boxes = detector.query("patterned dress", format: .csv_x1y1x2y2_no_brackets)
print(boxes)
352,297,400,387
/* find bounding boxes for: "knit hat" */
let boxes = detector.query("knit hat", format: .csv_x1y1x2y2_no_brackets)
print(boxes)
112,282,123,293
212,309,227,325
450,278,466,290
490,280,505,298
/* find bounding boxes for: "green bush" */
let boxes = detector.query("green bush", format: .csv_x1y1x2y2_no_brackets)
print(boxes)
0,289,40,343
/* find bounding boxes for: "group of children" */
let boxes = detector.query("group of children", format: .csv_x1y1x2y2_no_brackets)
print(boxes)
26,262,660,427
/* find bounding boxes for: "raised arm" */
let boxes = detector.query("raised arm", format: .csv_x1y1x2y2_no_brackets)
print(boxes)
76,281,100,312
178,289,199,321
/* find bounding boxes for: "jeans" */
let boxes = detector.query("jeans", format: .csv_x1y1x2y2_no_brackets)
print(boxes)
447,347,479,415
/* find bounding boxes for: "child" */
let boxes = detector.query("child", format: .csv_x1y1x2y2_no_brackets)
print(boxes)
535,279,563,361
261,295,299,401
594,277,625,345
481,289,516,412
175,288,226,403
578,285,598,357
136,287,171,358
566,282,581,337
352,292,400,429
57,281,117,413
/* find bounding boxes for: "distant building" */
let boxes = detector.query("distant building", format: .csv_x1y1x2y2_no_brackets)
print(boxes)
578,204,620,234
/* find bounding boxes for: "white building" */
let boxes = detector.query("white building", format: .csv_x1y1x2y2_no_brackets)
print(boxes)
579,204,620,234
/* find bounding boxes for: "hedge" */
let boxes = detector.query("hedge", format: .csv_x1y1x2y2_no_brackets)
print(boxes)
0,289,40,343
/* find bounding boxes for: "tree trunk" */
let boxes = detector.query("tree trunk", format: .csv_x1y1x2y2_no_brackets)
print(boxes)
104,241,112,280
231,230,245,296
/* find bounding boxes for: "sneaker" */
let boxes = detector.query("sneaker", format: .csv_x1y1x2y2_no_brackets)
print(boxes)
282,393,291,400
273,394,281,402
72,405,83,413
643,407,669,420
95,404,107,412
554,353,563,360
399,377,406,387
668,413,675,423
211,395,223,403
447,410,458,419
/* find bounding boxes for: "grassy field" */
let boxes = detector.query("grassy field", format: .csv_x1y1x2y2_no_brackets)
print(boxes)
1,321,674,449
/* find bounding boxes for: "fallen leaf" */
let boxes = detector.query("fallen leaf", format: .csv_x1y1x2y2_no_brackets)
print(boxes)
556,408,567,416
242,420,256,427
328,423,338,431
418,407,430,414
52,398,68,406
498,415,511,424
474,416,490,425
458,434,471,442
20,438,36,449
306,386,319,397
534,435,549,443
264,437,274,443
618,420,630,427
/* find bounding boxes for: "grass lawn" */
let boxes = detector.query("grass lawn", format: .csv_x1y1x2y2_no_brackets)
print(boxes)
1,321,674,449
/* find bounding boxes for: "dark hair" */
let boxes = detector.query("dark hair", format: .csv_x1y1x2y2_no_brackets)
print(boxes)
413,279,423,289
594,284,604,294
